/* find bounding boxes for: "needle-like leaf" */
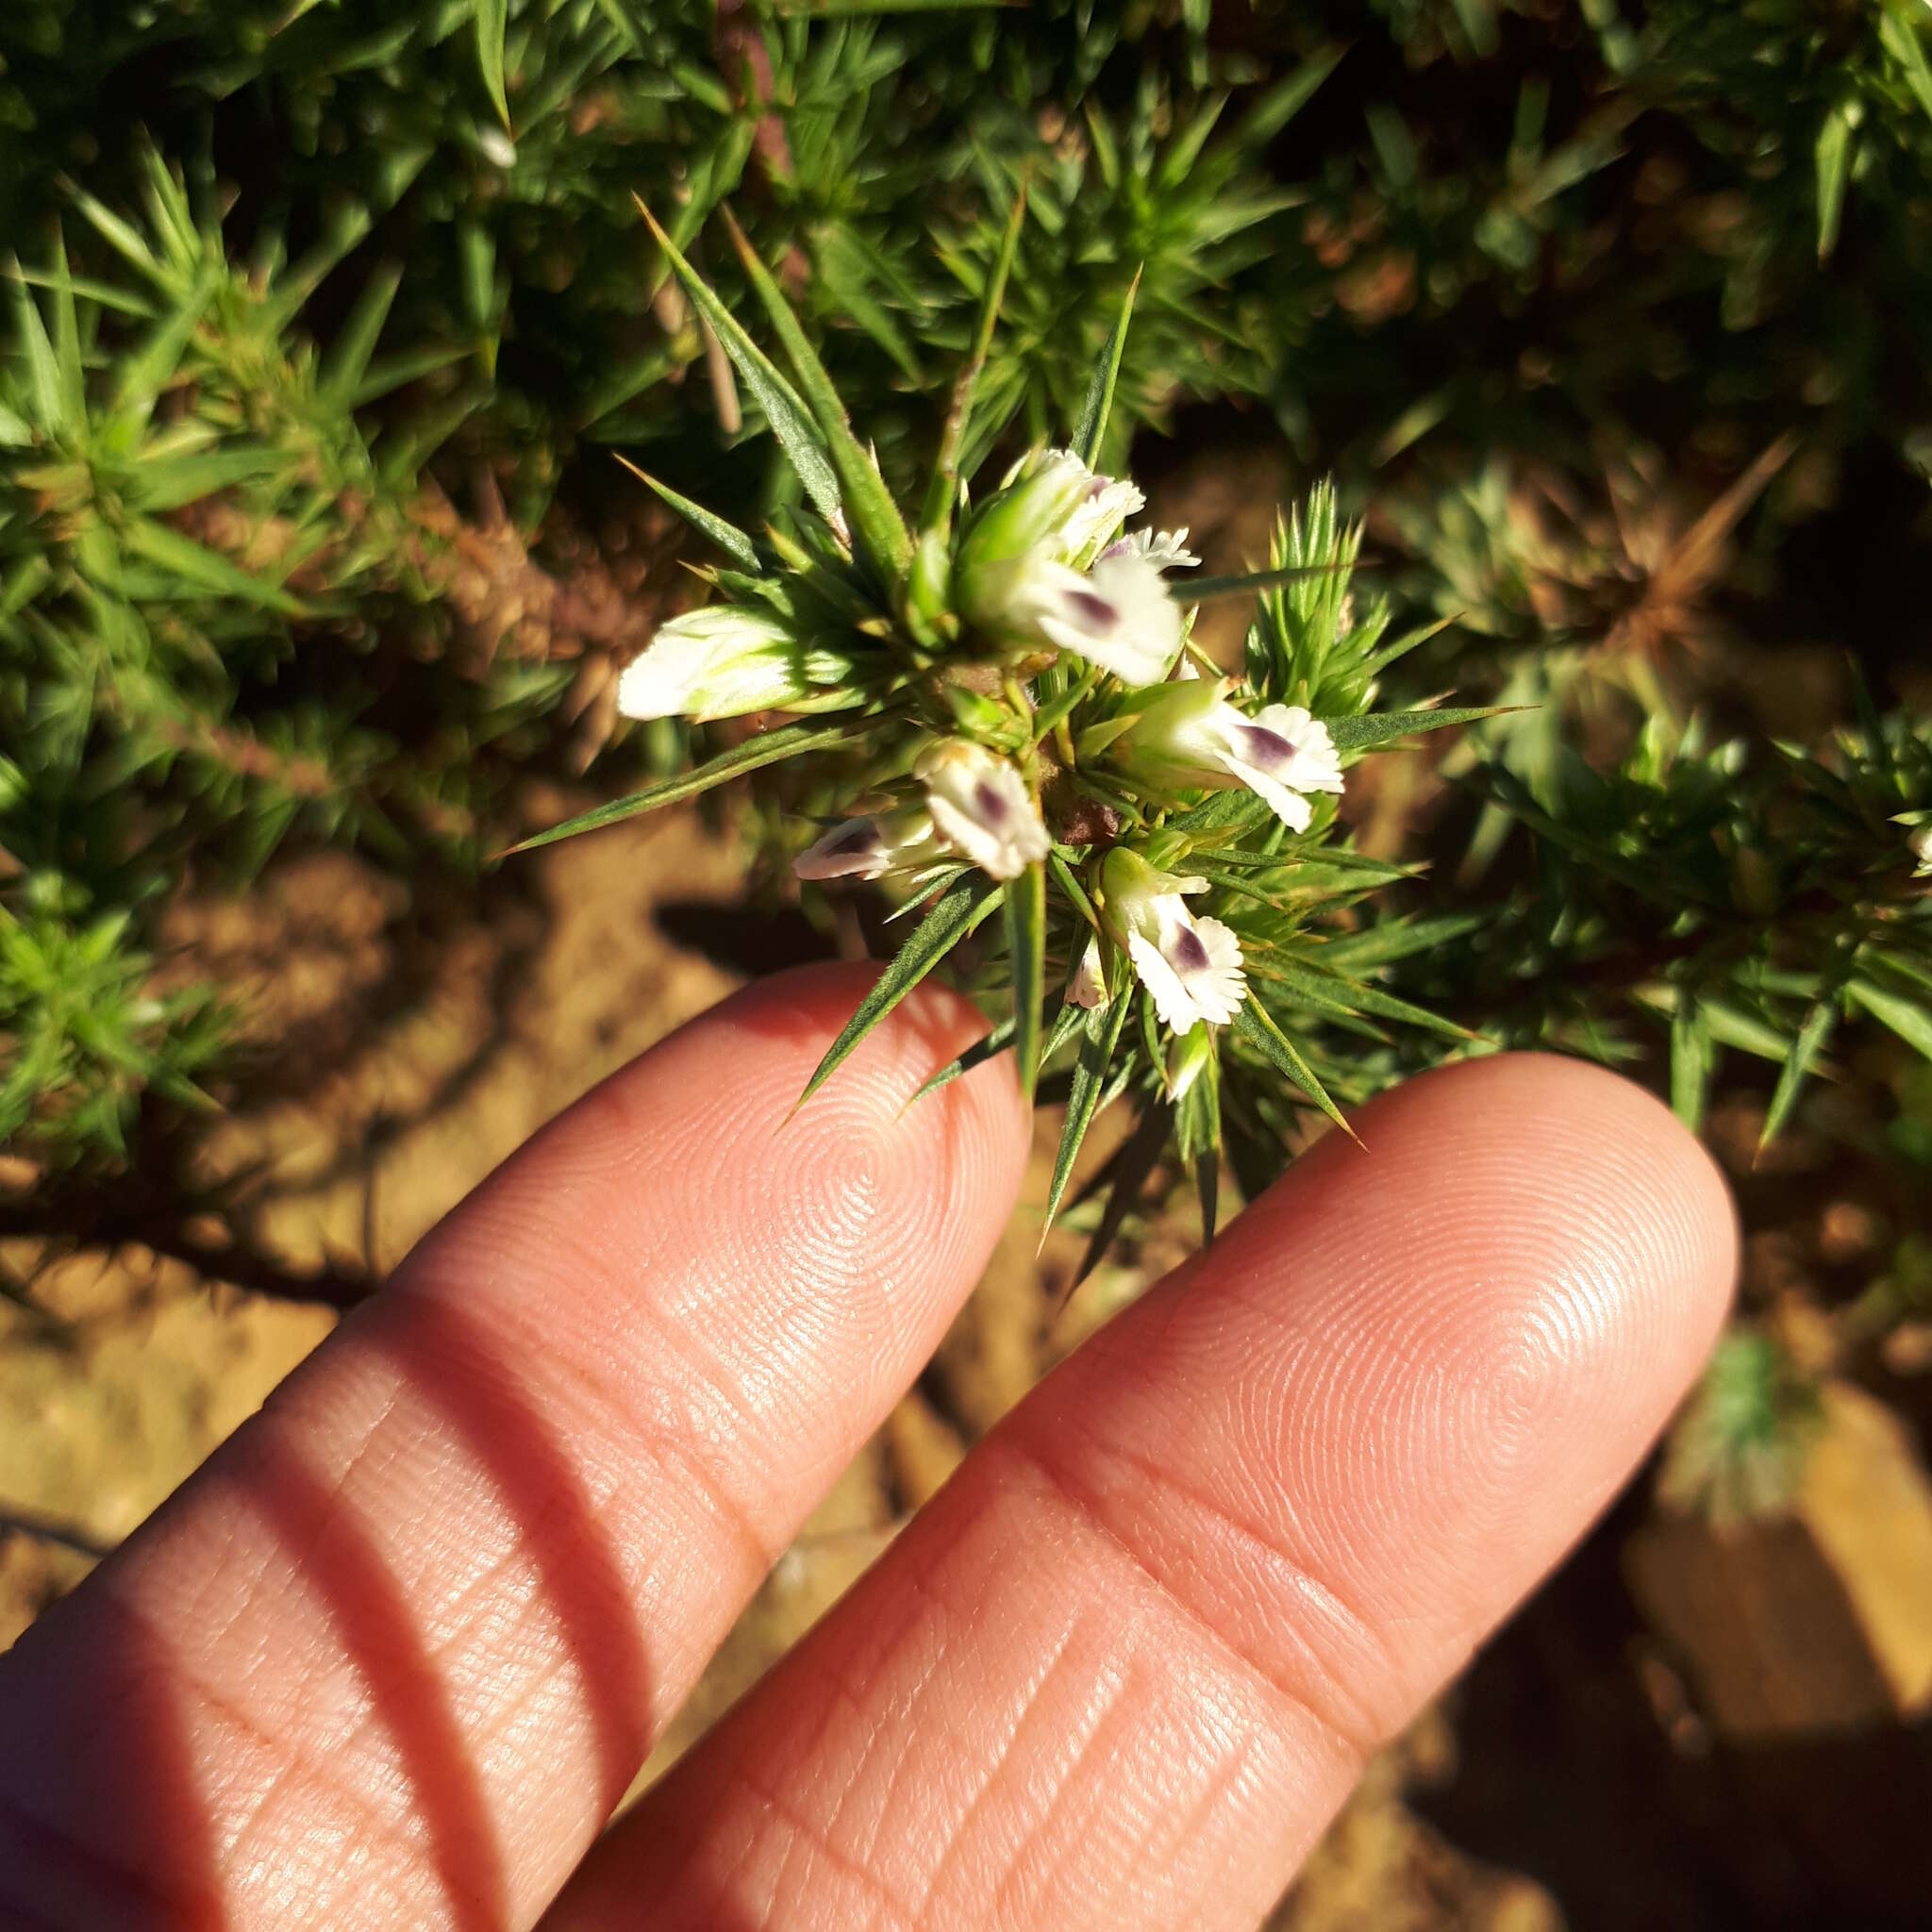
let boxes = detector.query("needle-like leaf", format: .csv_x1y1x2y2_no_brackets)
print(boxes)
797,874,1004,1108
1071,265,1141,470
501,721,852,857
718,208,913,581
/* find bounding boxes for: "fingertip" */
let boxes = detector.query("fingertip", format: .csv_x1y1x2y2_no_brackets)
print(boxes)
441,961,1030,1289
1054,1046,1740,1723
709,959,1032,1206
1355,1050,1739,1389
530,1050,1740,1932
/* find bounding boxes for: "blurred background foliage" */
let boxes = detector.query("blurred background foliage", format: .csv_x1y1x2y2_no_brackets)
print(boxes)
2,0,1931,1521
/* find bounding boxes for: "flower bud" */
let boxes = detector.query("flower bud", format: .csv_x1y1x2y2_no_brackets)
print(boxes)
901,526,955,650
1166,1023,1216,1102
615,606,858,724
956,449,1096,578
794,807,939,883
1066,935,1108,1008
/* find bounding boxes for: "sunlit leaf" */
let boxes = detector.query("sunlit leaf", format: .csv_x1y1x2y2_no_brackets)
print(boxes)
632,199,841,523
476,0,511,129
1042,987,1134,1239
502,721,853,856
798,873,1004,1108
1071,265,1140,470
1005,859,1047,1101
720,208,912,580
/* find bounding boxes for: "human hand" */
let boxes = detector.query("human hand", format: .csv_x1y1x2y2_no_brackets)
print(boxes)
0,963,1734,1931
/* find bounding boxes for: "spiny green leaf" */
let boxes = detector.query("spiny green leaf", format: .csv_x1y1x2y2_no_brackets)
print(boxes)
1048,848,1101,932
1815,101,1854,263
1041,995,1090,1065
1233,1000,1355,1140
113,260,219,423
613,456,759,570
1882,4,1932,126
1072,265,1141,470
1325,707,1499,754
1701,998,1795,1064
11,272,69,435
905,1013,1015,1110
924,175,1027,527
375,389,486,487
1187,558,1365,602
349,344,471,408
47,242,84,430
61,176,161,280
1157,94,1229,192
1848,977,1932,1064
906,994,1084,1112
797,874,1004,1108
1237,43,1345,147
477,0,511,129
1760,1000,1836,1151
719,208,912,581
123,519,307,615
1174,1045,1223,1241
774,0,1014,11
632,198,841,524
1043,989,1135,1241
813,225,924,385
501,720,852,856
267,201,375,329
590,0,647,54
1362,611,1460,678
1196,1147,1221,1243
1670,990,1713,1131
1005,859,1047,1101
1166,787,1274,836
1255,959,1477,1042
130,449,286,513
1074,1097,1171,1287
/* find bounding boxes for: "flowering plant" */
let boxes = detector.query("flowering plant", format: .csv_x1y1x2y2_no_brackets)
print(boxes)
515,198,1487,1251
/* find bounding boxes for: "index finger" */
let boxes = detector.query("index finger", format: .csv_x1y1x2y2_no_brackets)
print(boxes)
548,1052,1737,1931
0,963,1029,1932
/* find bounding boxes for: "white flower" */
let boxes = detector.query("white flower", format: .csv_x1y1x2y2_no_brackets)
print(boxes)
960,450,1099,577
1120,675,1344,833
1102,850,1246,1034
1913,824,1932,878
960,447,1148,605
981,446,1144,562
477,125,518,171
794,808,938,882
1106,526,1200,572
1066,935,1108,1008
616,606,854,724
1057,473,1147,564
915,741,1050,880
972,548,1181,684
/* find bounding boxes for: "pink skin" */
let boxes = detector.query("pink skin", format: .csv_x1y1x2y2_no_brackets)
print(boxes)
0,965,1735,1932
